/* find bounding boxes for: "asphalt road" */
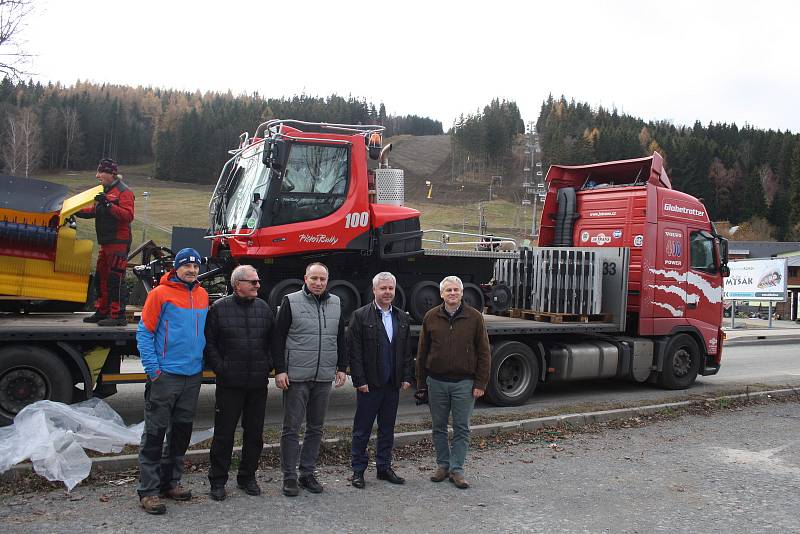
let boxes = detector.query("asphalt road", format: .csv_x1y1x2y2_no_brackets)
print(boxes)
104,341,800,429
3,395,799,532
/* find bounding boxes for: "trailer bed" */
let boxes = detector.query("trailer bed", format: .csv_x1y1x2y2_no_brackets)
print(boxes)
0,313,137,342
1,312,620,342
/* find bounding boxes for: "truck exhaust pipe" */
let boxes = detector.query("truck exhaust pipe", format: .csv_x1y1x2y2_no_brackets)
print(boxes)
378,143,393,168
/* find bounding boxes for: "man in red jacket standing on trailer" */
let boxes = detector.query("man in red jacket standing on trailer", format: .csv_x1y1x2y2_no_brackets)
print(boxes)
76,158,135,326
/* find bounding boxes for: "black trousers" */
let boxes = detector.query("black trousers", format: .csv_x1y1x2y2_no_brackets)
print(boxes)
350,386,400,473
208,385,267,487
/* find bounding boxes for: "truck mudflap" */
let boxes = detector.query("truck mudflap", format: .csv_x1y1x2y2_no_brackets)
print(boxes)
700,359,721,376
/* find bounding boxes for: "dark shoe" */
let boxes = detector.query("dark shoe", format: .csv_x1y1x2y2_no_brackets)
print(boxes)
282,478,299,497
449,472,469,489
237,479,261,496
97,316,127,327
351,471,365,489
140,495,166,515
161,484,192,501
209,486,226,501
430,466,449,482
377,468,405,485
83,311,107,323
298,474,323,493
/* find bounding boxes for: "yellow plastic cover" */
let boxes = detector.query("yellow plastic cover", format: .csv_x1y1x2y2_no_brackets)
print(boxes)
59,184,104,224
1,183,101,302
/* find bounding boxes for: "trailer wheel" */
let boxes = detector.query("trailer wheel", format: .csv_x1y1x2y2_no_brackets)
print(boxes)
0,345,73,425
328,280,361,323
485,341,538,406
409,281,442,322
658,334,702,389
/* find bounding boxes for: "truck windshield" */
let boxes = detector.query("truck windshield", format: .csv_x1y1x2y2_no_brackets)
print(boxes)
221,148,271,233
269,143,349,226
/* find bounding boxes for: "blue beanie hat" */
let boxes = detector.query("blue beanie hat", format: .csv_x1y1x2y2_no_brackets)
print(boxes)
174,248,202,268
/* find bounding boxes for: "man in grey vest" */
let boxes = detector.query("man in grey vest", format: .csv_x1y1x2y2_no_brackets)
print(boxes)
273,262,347,497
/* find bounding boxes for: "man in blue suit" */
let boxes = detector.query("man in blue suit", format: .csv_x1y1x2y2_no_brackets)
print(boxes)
347,272,414,489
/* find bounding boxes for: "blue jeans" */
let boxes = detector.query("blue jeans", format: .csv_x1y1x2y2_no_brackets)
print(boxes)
426,376,475,475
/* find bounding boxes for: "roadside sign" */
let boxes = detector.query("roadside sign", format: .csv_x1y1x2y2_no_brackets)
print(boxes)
723,258,788,301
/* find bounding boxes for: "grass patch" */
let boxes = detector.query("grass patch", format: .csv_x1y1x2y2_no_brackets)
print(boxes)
37,165,212,254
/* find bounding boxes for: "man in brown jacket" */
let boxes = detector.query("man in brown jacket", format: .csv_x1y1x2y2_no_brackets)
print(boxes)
415,275,491,489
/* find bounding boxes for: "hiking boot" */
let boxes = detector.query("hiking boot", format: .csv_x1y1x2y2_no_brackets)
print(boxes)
161,485,192,501
140,495,166,515
449,471,470,489
237,479,261,496
430,466,449,482
298,474,323,493
282,478,299,497
209,486,226,501
83,311,107,323
97,316,127,327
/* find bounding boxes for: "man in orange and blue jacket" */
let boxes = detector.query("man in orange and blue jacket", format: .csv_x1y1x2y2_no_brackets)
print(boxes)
135,248,209,515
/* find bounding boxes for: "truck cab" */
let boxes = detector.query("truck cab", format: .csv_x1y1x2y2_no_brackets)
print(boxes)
539,153,729,377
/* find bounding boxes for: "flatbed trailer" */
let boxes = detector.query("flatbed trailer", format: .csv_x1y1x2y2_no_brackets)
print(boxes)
0,313,216,424
0,306,626,425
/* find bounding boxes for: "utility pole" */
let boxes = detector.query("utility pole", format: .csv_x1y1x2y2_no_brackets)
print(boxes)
141,191,150,242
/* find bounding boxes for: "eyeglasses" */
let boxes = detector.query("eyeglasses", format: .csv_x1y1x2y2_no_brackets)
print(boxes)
238,279,261,286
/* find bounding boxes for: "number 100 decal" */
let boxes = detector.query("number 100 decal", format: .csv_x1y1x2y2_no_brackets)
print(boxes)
344,211,369,228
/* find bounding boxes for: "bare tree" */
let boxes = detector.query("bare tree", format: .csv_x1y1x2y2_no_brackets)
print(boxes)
61,106,81,169
2,106,41,176
0,0,34,79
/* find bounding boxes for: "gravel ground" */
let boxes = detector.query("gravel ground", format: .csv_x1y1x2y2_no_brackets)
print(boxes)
2,398,799,533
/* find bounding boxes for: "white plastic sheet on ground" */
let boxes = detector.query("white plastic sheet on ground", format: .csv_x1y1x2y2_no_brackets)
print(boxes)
0,398,214,491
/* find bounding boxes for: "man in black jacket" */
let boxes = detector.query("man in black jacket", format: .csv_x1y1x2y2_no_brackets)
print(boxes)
348,272,413,489
204,265,274,501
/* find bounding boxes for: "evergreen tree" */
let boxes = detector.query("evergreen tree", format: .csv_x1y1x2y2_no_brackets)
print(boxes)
789,137,800,229
535,96,798,228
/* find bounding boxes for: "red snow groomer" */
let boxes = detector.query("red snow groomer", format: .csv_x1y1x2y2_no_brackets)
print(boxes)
205,119,514,322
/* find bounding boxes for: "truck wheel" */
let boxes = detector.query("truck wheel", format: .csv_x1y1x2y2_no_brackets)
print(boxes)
0,345,73,425
485,341,539,406
658,334,702,389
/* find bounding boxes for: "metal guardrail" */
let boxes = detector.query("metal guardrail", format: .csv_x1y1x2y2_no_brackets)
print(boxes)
421,229,518,250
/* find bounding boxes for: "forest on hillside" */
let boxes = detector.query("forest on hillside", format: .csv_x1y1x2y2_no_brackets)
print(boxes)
449,99,525,182
536,95,800,240
0,78,443,183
